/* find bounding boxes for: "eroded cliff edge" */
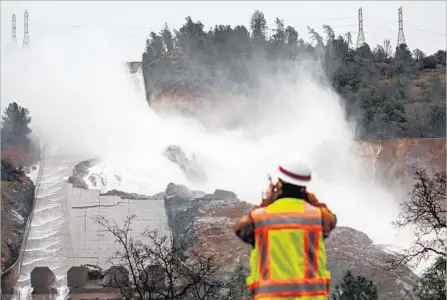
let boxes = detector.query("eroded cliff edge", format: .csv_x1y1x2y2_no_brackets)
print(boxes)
1,169,35,272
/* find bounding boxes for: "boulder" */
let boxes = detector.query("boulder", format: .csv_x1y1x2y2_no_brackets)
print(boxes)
67,158,99,189
102,266,129,288
82,264,103,280
163,145,206,182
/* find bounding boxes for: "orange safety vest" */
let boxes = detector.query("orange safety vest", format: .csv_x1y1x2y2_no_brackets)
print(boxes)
246,197,331,299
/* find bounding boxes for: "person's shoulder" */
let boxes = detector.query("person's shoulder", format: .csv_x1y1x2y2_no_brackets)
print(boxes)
251,206,267,216
250,206,270,221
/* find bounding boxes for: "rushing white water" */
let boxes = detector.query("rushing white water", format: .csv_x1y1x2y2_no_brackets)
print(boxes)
55,286,70,300
13,286,33,300
13,285,69,300
15,147,81,292
1,25,419,281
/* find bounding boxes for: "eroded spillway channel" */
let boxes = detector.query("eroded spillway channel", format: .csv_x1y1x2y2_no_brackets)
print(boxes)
16,148,78,288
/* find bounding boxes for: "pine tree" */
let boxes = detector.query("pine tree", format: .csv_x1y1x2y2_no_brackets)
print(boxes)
150,32,165,58
161,23,174,53
272,18,286,49
331,271,379,300
413,257,446,300
1,102,32,149
2,102,31,134
226,264,250,300
250,10,267,41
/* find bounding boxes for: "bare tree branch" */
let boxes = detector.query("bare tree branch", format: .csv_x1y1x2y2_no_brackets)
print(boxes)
94,215,224,300
387,168,446,270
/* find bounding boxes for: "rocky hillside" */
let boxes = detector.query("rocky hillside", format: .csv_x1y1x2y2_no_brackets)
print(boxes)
164,183,418,299
325,227,418,299
1,173,35,272
356,138,446,193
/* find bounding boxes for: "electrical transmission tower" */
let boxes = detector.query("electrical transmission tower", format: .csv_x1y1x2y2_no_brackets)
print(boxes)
397,6,406,46
356,8,366,48
23,9,30,48
12,14,17,44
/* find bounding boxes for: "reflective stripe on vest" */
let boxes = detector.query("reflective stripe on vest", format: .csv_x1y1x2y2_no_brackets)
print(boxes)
248,279,330,298
248,198,330,298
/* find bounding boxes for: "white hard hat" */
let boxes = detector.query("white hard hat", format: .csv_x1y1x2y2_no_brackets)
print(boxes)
275,159,312,187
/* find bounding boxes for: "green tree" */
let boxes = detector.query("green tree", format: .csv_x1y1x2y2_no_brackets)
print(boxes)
422,55,438,69
427,102,446,137
150,32,165,58
143,38,156,63
412,48,426,62
331,271,378,300
161,23,174,53
434,50,446,66
1,159,25,181
176,16,207,56
322,24,335,45
307,26,324,48
139,14,446,140
344,32,352,48
356,43,374,60
383,39,393,61
250,10,267,40
373,44,386,63
271,17,286,50
285,26,298,46
413,257,446,300
1,102,32,150
226,264,250,300
394,43,414,74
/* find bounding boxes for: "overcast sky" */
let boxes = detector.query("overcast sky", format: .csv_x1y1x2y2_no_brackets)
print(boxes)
1,1,446,61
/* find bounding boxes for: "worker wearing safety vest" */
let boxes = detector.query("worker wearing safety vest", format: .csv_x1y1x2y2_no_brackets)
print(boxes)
234,159,337,300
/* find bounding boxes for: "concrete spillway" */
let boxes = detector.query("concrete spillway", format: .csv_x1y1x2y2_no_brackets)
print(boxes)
14,147,170,294
16,148,78,288
67,188,170,268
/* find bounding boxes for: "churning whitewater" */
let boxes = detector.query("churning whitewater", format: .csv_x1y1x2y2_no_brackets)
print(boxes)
1,29,415,263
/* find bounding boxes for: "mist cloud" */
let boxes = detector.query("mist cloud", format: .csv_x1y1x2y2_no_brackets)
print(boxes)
1,28,414,253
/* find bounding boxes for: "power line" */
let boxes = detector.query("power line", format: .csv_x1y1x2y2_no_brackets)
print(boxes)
312,16,357,22
29,22,439,43
30,23,87,28
25,16,445,54
348,29,444,52
364,24,445,44
29,19,445,41
29,23,165,31
364,16,446,37
405,27,446,37
28,23,444,49
28,16,359,32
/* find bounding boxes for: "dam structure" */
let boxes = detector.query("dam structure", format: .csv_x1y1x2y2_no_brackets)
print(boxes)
14,146,170,294
67,185,170,269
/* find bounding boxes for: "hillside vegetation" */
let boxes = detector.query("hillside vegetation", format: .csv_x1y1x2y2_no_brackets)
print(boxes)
141,10,446,140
